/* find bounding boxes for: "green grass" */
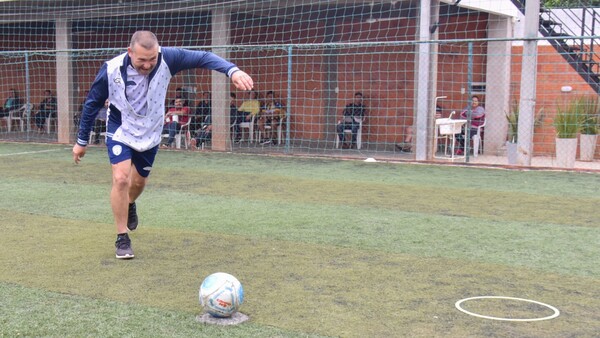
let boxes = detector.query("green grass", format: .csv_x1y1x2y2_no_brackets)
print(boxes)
1,143,599,337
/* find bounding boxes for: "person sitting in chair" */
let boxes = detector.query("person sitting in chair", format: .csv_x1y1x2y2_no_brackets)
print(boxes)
237,90,260,122
337,92,367,149
34,90,57,133
190,114,212,150
162,98,190,148
1,88,21,118
258,90,285,145
234,90,260,142
455,95,485,155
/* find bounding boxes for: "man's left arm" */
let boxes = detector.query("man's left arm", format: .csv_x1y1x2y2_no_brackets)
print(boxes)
163,48,253,91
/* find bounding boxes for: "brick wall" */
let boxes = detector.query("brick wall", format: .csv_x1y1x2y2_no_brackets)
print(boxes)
511,45,599,157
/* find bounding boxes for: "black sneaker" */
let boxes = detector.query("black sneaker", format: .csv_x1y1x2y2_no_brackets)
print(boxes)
127,202,138,231
115,233,134,259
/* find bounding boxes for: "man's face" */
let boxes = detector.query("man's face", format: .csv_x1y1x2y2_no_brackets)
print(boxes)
128,44,159,75
174,99,183,107
471,97,480,108
354,95,363,104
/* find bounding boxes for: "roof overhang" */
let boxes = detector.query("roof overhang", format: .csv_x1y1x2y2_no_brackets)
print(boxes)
439,0,519,18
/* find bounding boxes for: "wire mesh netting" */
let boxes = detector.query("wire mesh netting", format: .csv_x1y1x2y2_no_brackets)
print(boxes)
1,0,599,169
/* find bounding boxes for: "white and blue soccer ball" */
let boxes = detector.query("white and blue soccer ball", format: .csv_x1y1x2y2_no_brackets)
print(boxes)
199,272,244,317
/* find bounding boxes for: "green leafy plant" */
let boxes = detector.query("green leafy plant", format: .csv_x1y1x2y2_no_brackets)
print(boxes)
505,101,545,143
579,95,599,135
554,98,583,138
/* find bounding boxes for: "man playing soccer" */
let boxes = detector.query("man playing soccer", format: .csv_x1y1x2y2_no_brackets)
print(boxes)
72,31,253,259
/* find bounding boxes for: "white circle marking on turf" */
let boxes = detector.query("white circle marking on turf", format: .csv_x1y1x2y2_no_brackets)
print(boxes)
455,296,560,322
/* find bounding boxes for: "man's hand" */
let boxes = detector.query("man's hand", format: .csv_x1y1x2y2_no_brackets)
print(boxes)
231,71,254,91
72,144,87,164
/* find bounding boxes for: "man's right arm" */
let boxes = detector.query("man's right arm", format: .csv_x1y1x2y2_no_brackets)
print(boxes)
76,64,109,147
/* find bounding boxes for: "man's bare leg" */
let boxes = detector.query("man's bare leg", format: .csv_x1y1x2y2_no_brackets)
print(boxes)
111,160,133,235
112,161,147,259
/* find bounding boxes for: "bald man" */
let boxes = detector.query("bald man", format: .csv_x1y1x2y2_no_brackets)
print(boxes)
73,31,253,259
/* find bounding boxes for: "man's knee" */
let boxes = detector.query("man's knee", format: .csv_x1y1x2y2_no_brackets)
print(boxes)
112,172,130,190
130,174,146,190
111,161,133,189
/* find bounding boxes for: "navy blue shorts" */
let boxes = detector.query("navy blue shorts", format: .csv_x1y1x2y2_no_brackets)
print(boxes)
106,137,159,178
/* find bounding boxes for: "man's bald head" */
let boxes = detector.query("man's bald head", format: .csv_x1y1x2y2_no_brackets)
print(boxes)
127,31,159,75
130,31,158,50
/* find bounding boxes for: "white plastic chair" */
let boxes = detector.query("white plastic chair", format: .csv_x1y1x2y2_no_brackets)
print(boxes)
238,114,256,143
3,103,33,132
257,115,285,145
162,118,191,149
335,116,365,149
89,131,107,144
46,114,57,133
471,118,486,157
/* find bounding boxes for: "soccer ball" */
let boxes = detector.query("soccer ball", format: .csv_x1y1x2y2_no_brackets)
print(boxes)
199,272,244,317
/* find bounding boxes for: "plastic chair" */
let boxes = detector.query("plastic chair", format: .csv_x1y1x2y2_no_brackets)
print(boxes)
238,114,256,143
3,103,33,132
46,113,57,133
335,116,365,149
161,118,191,149
89,131,107,144
257,115,285,145
471,118,486,157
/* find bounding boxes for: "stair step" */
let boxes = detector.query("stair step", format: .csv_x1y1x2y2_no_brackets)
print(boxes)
559,43,581,53
539,19,560,28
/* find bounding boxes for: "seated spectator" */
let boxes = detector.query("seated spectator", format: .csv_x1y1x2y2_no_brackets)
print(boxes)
169,87,190,108
228,92,244,141
33,90,57,133
1,88,21,117
191,91,237,148
455,95,485,155
237,90,260,122
234,90,261,142
190,114,212,150
162,98,190,148
258,91,285,145
337,92,367,149
396,105,442,153
92,99,109,144
193,91,211,132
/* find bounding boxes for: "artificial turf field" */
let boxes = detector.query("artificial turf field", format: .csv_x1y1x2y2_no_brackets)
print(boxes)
0,142,599,337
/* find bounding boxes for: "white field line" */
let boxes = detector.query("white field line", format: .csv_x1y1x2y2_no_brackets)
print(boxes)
0,148,67,157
